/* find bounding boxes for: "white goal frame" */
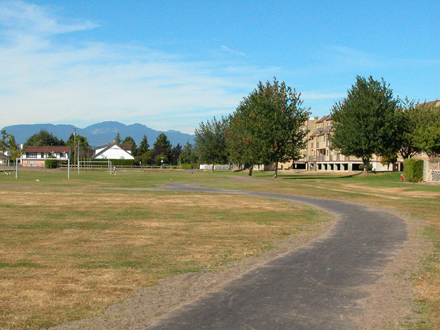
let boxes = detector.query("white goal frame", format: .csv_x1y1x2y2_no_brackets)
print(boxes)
78,160,113,174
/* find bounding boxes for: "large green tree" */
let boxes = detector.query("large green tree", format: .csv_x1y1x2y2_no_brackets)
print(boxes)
330,76,401,172
398,99,422,159
0,130,23,164
137,134,150,156
178,141,197,164
194,117,228,171
25,129,65,146
226,78,310,178
67,133,92,160
152,133,171,159
411,101,440,156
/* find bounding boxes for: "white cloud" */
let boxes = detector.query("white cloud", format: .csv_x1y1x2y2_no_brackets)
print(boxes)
0,1,97,35
220,45,246,57
0,2,260,133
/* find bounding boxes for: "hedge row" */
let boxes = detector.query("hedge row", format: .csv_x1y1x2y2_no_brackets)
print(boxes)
403,158,424,182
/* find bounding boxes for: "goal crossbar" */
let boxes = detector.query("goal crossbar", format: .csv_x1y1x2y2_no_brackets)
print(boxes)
78,160,112,174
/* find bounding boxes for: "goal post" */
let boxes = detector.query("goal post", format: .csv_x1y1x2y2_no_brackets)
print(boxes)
78,160,113,174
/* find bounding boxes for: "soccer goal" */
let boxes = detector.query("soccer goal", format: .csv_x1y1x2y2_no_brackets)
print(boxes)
78,160,113,174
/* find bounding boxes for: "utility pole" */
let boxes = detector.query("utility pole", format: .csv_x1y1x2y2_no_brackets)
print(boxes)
73,127,76,168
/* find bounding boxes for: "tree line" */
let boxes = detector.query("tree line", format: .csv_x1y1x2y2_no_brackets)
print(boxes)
2,76,439,172
0,129,198,167
193,76,440,175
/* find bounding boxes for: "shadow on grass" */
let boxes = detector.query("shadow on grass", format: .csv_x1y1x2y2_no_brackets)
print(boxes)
280,173,363,180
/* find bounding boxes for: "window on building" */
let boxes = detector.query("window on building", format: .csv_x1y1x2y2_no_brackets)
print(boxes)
27,152,37,158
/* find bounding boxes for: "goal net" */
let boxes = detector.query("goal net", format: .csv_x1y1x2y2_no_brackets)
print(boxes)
78,160,113,174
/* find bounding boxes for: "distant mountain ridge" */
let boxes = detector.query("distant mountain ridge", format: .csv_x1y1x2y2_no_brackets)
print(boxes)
1,121,195,147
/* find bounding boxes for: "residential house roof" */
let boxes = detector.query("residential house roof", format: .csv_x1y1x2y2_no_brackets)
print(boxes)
24,146,71,153
92,143,133,159
417,100,440,109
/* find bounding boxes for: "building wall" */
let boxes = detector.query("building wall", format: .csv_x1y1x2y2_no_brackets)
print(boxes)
276,115,403,172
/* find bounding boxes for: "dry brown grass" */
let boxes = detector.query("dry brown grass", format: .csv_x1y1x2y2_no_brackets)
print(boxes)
0,188,324,329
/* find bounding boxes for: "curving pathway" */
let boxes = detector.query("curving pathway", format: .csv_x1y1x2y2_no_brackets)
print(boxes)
144,183,407,329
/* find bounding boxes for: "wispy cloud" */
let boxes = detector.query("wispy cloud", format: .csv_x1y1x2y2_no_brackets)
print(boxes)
0,1,262,133
220,45,246,57
0,1,97,35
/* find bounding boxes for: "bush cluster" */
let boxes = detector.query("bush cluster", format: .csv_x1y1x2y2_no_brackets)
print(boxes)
403,158,424,182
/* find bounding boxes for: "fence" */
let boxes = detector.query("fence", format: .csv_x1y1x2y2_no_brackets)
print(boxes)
424,157,440,183
199,164,231,171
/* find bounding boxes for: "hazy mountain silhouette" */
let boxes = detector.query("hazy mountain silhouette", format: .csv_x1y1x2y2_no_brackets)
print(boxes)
1,121,195,147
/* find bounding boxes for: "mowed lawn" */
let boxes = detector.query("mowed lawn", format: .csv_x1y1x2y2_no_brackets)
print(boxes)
208,170,440,329
0,169,328,329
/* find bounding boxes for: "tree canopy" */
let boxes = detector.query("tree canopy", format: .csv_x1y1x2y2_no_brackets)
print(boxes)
194,117,228,171
411,101,440,156
226,78,310,177
25,129,65,146
330,76,401,171
122,136,137,156
1,130,22,161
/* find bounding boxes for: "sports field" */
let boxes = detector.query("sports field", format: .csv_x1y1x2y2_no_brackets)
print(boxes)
0,169,439,329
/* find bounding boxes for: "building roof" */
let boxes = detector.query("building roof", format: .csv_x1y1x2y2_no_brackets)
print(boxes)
94,143,132,152
417,100,440,109
24,146,71,153
316,115,332,123
92,143,133,159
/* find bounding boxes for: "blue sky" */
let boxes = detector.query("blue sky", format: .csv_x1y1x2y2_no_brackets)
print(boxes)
1,0,439,134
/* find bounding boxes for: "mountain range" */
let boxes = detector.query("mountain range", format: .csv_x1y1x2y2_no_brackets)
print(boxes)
1,121,195,147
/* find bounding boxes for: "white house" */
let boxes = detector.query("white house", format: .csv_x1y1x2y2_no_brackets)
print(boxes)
93,143,134,160
20,146,71,167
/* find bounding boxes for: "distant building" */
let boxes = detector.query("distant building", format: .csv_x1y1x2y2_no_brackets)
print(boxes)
20,146,71,167
276,115,403,172
93,143,134,160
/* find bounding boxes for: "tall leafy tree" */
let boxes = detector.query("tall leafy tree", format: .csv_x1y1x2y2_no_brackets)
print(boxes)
411,101,440,156
0,130,23,163
25,129,65,146
194,117,228,171
67,133,92,160
330,76,401,172
137,134,150,156
398,99,422,159
226,78,310,178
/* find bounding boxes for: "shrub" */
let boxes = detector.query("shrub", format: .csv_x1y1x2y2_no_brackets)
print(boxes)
403,158,424,182
45,156,58,169
109,159,136,166
358,164,373,171
181,163,194,169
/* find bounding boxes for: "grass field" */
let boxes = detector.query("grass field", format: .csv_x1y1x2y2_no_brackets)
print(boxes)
0,169,439,329
0,169,328,329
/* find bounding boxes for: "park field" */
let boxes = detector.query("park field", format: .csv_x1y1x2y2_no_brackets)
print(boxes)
0,169,328,329
0,168,439,329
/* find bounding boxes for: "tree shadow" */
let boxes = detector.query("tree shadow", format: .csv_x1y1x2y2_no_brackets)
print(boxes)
280,172,363,180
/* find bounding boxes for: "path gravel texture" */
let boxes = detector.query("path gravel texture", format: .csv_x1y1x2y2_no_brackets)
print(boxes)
143,185,408,329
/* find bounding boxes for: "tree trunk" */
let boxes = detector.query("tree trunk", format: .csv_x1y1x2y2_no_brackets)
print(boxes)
249,165,253,176
211,164,215,172
273,161,278,178
362,158,370,172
